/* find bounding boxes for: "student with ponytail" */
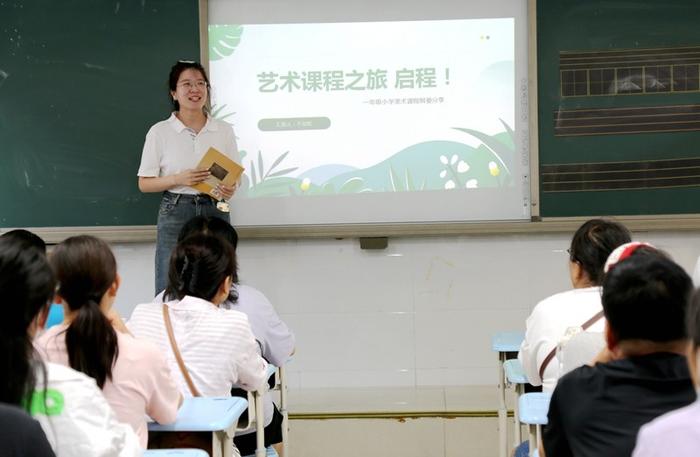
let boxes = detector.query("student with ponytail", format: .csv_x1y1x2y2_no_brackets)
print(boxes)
0,233,140,457
152,216,295,456
36,235,182,448
128,234,268,399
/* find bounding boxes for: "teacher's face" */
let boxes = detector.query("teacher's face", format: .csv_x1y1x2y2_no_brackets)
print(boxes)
172,68,208,112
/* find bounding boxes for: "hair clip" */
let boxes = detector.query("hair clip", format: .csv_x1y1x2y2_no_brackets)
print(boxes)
177,59,196,64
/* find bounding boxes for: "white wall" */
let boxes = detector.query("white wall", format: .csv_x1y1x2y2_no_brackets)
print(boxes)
112,230,700,390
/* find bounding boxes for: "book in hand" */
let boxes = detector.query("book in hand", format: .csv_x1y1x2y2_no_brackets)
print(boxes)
191,147,245,211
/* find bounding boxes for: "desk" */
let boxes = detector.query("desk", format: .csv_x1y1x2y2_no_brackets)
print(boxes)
144,451,209,457
149,397,248,457
492,331,525,457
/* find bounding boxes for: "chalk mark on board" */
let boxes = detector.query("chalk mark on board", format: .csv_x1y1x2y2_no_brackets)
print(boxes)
83,62,107,71
0,70,9,89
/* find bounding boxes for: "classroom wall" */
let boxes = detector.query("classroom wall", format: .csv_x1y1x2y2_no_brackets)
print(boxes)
112,230,700,390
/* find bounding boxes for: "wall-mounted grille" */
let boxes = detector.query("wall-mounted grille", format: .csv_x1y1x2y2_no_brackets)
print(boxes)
560,46,700,97
554,104,700,136
541,157,700,192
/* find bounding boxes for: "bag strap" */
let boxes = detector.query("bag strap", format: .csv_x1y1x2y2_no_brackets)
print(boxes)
162,304,201,397
538,310,605,381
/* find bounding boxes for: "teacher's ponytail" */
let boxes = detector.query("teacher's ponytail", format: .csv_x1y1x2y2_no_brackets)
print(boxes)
51,236,119,389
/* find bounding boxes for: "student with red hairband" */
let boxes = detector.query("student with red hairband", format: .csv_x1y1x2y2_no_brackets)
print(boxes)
540,242,697,457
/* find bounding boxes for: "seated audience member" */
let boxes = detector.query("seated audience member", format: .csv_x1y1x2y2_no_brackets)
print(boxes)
0,230,65,329
0,403,55,457
35,235,181,448
0,228,46,250
128,233,268,397
0,235,140,457
153,216,295,456
519,218,631,391
632,287,700,457
541,243,697,457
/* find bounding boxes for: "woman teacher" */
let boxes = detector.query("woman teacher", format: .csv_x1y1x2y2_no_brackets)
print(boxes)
138,61,239,293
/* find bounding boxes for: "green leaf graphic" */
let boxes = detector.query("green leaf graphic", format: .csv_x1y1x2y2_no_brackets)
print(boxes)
267,167,298,178
209,25,243,61
257,151,265,182
266,151,290,177
453,120,515,175
339,177,364,193
249,160,257,187
405,169,415,191
389,166,401,192
211,104,235,121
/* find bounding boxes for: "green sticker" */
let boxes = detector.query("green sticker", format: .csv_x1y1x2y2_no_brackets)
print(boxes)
28,389,64,416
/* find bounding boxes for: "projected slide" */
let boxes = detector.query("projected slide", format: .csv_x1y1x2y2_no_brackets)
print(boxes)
209,18,517,201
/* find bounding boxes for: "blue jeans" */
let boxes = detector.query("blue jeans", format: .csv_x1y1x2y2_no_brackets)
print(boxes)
514,441,529,457
155,191,230,294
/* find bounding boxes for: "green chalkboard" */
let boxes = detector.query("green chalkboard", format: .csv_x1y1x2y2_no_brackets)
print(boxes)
537,0,700,217
0,0,199,227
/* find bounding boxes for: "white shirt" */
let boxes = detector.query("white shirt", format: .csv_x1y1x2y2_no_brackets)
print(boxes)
127,295,268,397
36,326,181,448
32,363,141,457
231,285,296,368
137,113,239,195
156,285,295,366
153,284,295,430
518,286,605,392
633,399,700,457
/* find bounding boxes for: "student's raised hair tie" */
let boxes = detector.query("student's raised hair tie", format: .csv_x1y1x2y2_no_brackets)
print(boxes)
603,241,655,273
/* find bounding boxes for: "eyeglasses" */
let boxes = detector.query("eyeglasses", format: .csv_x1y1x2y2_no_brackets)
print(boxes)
177,81,208,90
566,248,577,262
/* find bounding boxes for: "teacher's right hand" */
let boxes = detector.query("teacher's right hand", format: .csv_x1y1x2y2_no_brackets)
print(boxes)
174,168,210,186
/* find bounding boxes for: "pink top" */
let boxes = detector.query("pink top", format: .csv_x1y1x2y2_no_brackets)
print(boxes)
36,324,181,448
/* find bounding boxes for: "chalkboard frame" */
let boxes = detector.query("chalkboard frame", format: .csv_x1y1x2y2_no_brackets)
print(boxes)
536,0,700,218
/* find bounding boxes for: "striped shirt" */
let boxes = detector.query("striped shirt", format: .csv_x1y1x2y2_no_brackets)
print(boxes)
127,295,268,397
